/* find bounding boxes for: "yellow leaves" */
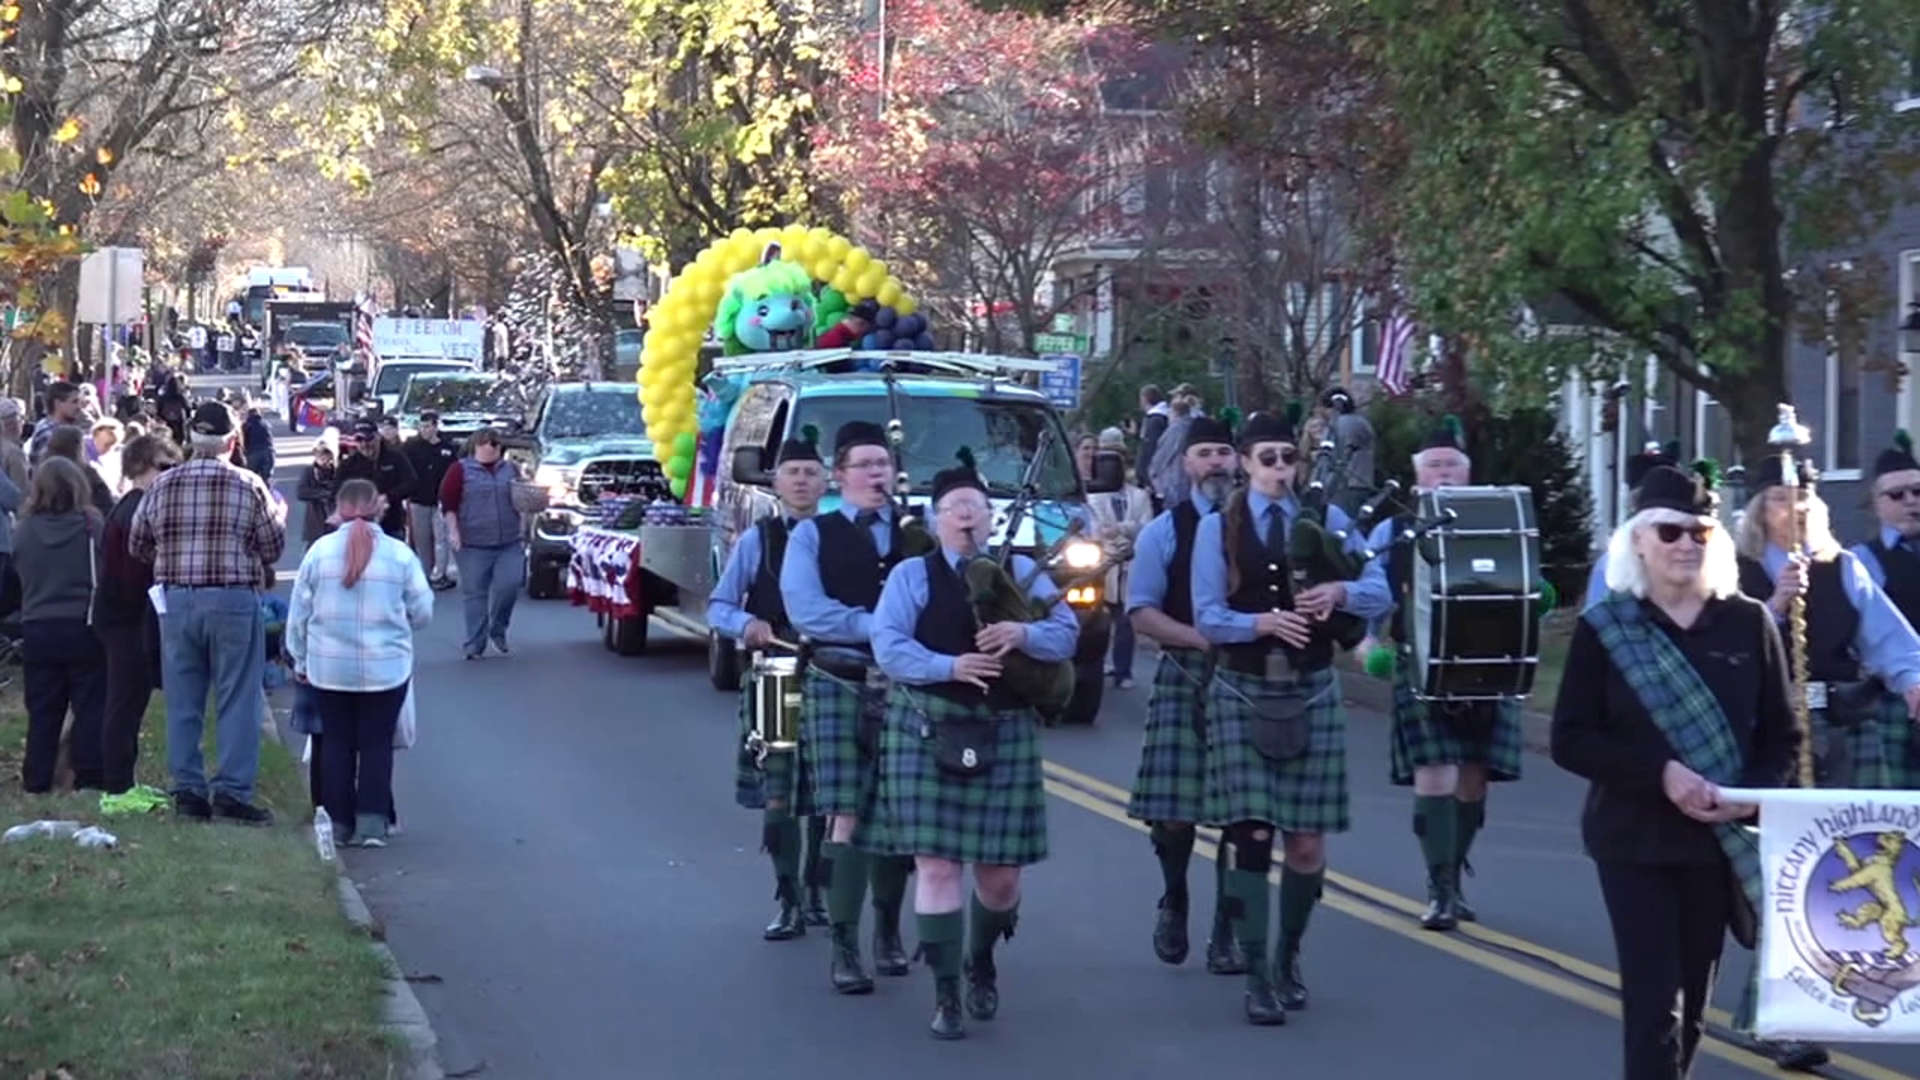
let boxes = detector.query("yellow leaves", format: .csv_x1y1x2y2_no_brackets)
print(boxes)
95,146,112,166
0,4,17,23
77,173,100,196
52,117,81,144
1,76,21,94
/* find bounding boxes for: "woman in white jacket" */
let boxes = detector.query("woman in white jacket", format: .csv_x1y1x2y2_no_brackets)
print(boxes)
1085,428,1155,688
287,478,434,847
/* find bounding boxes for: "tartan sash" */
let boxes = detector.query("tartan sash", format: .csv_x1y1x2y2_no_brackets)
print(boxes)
1582,598,1762,918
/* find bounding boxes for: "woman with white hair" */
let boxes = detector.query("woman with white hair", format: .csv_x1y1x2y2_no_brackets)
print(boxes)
1551,465,1800,1080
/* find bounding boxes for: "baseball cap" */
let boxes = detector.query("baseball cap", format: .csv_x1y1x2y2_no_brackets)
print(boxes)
419,410,441,424
353,419,379,440
190,400,235,437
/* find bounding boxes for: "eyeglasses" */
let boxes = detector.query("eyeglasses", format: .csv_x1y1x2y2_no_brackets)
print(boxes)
842,456,891,472
1255,446,1300,469
1654,522,1715,546
1881,485,1920,503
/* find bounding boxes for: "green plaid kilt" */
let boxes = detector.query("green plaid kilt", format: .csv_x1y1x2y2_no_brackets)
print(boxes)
733,690,815,815
1202,666,1349,834
1814,687,1906,790
864,688,1049,867
800,668,880,819
1388,669,1525,786
1126,647,1212,824
1876,691,1920,789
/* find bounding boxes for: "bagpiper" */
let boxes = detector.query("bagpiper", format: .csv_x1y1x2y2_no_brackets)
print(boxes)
865,462,1078,1039
716,430,830,939
1190,409,1393,1025
1364,416,1525,931
1852,430,1920,790
1122,414,1247,973
779,420,916,994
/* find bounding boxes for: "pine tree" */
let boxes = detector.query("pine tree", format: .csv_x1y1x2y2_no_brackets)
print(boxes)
1467,408,1593,604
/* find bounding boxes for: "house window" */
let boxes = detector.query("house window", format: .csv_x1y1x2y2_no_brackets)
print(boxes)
1351,313,1379,375
1902,29,1920,110
1825,288,1863,475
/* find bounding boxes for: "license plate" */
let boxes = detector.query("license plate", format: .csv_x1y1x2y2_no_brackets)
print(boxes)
1805,682,1828,711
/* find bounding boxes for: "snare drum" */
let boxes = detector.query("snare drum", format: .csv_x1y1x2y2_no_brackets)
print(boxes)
1407,485,1542,701
748,653,804,754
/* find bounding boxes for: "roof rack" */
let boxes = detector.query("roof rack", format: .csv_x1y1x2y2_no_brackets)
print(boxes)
710,349,1059,380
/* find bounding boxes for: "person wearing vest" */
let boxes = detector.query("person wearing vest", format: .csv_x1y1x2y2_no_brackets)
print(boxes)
1361,416,1526,933
1121,415,1248,976
1854,432,1920,794
438,427,526,661
867,463,1078,1040
1192,409,1394,1025
779,420,916,995
716,432,830,940
1725,454,1920,1072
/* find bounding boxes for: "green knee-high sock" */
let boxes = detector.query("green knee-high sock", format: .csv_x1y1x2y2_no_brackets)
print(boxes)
1222,868,1271,984
870,854,913,930
762,811,802,888
1455,799,1486,866
1211,849,1232,929
968,892,1019,959
823,842,871,927
1149,823,1196,902
1413,795,1458,872
803,816,828,888
917,909,965,979
1278,867,1325,949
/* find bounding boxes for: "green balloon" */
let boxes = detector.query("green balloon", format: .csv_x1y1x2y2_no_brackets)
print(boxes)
669,475,688,499
673,430,696,456
666,454,692,479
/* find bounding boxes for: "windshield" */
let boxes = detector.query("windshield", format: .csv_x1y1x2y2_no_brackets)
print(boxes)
401,377,523,416
792,394,1080,500
286,323,347,349
376,362,468,396
545,389,646,439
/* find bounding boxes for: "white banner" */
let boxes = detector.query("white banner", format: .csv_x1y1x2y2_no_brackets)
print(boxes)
1720,787,1920,1043
370,317,483,361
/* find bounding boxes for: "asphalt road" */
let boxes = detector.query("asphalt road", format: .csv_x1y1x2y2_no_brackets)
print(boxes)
285,584,1920,1080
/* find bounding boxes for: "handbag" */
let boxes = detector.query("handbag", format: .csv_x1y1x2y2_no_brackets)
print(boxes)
394,683,417,750
922,714,997,778
1245,686,1313,762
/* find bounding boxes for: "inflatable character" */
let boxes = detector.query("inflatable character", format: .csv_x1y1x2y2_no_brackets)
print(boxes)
714,260,816,356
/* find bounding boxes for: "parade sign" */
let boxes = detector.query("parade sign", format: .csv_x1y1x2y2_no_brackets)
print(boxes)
1721,787,1920,1043
371,317,484,361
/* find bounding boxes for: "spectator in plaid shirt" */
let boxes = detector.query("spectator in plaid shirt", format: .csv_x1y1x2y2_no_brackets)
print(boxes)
130,400,288,825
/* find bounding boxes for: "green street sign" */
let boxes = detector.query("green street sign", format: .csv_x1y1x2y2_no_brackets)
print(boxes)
1034,332,1087,355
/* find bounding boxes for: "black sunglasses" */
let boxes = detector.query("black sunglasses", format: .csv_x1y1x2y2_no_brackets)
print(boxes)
1256,447,1300,469
1881,485,1920,502
1654,522,1714,546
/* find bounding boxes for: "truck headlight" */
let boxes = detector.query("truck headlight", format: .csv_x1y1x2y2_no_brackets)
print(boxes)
1062,540,1103,570
1066,585,1100,607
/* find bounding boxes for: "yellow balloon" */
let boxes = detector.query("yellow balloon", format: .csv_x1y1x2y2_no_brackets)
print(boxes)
728,228,752,244
825,236,851,261
830,267,857,294
811,258,838,283
844,248,872,275
866,259,889,283
854,268,884,298
877,281,903,308
807,226,833,247
895,296,919,317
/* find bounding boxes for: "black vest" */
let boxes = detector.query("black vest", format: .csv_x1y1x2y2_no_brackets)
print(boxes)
1867,539,1920,629
1736,555,1861,682
743,516,793,636
812,510,904,639
1161,501,1203,625
1221,496,1334,673
916,551,1022,710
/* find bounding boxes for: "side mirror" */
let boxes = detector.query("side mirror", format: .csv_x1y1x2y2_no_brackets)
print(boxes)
1085,450,1126,494
731,445,770,485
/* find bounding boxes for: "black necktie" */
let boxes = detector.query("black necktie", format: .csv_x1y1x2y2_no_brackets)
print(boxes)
1264,505,1287,560
855,509,880,529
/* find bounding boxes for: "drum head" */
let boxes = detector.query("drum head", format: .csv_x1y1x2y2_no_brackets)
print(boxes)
1411,486,1542,700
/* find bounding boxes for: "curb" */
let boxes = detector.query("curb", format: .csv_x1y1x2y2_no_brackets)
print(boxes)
336,870,445,1080
1333,659,1556,755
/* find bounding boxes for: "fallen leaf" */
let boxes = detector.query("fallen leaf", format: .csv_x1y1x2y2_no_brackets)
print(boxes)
284,939,309,954
1,1013,26,1029
8,952,41,978
215,885,238,896
111,972,129,991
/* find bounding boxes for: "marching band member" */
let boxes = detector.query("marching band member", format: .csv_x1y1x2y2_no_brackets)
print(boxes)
1551,465,1799,1080
717,432,830,940
1365,417,1524,931
867,464,1078,1040
1191,410,1393,1025
1852,431,1920,790
1726,455,1920,1071
1123,415,1247,974
780,421,916,994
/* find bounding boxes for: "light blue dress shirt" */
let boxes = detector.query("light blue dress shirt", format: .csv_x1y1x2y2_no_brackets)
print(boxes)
1850,527,1919,588
1124,489,1214,615
1192,491,1393,645
1749,543,1920,694
707,519,789,640
780,503,896,645
1583,559,1609,611
873,548,1080,684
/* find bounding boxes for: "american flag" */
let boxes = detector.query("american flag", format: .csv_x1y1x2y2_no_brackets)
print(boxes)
353,294,378,364
1377,313,1418,396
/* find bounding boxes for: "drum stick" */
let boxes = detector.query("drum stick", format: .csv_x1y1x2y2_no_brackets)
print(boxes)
768,636,801,653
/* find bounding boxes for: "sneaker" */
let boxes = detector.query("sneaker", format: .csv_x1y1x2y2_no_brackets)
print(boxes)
463,649,483,661
354,813,389,847
211,794,274,827
1117,678,1134,690
491,638,511,656
174,791,213,821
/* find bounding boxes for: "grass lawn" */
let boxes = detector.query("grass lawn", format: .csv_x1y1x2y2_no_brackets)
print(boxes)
1528,611,1576,709
0,694,399,1080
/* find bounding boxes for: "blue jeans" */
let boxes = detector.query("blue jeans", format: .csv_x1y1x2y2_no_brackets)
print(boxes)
160,586,265,802
1108,603,1135,681
455,543,523,655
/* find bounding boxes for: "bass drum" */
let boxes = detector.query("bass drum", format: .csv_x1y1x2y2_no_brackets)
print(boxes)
1408,485,1542,701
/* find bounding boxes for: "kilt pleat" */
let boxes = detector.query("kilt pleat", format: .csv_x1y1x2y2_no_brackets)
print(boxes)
864,689,1049,867
1127,647,1211,824
1202,667,1349,834
801,668,878,818
733,690,814,815
1875,690,1920,790
1387,671,1525,786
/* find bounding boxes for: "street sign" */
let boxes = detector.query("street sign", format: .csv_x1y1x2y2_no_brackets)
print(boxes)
1034,331,1087,355
1039,353,1081,409
1050,313,1076,334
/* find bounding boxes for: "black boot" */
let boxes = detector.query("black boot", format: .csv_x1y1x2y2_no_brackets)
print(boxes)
1243,952,1286,1026
872,902,911,977
1276,942,1309,1011
964,951,999,1021
1206,906,1248,975
930,975,966,1040
829,923,875,995
1754,1038,1829,1072
1152,891,1190,965
764,880,806,941
804,884,830,927
1453,859,1477,923
1420,865,1460,932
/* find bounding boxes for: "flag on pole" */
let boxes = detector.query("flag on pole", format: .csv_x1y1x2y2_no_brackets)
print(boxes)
1377,313,1418,396
1717,785,1920,1043
354,294,378,364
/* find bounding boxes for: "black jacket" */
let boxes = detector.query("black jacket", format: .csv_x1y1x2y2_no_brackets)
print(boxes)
337,442,416,537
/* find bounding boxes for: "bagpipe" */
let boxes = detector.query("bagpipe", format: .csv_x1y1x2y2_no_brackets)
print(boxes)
1286,431,1396,651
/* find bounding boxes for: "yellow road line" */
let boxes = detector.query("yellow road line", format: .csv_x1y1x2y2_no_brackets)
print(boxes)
1040,762,1917,1080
